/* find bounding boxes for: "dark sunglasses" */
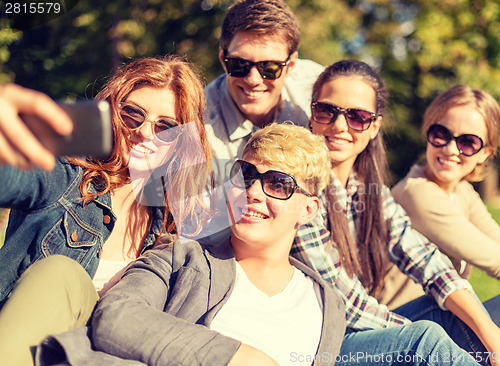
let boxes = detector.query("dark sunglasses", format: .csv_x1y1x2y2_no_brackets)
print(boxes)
229,160,312,200
311,101,377,132
223,52,291,80
119,103,179,143
426,124,484,156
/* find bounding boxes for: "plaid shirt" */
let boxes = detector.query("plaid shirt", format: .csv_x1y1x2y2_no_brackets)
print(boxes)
291,171,473,330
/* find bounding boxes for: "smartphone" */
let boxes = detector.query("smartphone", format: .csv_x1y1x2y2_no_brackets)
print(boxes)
22,100,113,158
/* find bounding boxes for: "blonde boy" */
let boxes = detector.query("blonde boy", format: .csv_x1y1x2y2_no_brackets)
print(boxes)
38,124,346,366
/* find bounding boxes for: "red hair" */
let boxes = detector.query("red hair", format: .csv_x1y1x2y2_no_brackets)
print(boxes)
67,55,211,238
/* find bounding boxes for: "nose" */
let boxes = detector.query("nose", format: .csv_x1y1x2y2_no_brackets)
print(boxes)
330,112,349,133
442,138,461,156
244,65,264,85
246,179,266,202
136,120,155,139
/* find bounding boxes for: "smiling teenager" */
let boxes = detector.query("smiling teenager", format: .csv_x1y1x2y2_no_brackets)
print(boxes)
0,56,211,366
292,60,500,366
204,0,324,183
34,124,347,366
392,85,500,280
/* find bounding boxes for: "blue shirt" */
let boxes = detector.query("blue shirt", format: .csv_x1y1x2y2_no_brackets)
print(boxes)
0,158,164,306
204,59,325,184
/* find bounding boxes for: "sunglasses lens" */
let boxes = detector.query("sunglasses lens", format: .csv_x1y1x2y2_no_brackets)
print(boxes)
230,161,254,189
427,124,483,156
262,172,295,199
229,161,296,200
120,105,145,129
225,57,284,80
312,102,340,125
346,109,374,131
456,135,483,156
258,61,283,80
154,119,179,143
225,58,252,78
427,124,452,147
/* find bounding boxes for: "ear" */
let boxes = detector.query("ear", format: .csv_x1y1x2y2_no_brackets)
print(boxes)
297,196,320,226
283,51,298,78
369,115,383,139
478,146,495,165
219,47,227,72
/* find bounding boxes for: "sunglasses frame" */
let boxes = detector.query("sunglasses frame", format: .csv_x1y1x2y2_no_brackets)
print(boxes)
118,102,179,142
426,123,484,157
223,51,292,80
311,101,377,132
230,160,312,200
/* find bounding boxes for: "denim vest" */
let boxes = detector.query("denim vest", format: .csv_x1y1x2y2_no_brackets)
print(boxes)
0,159,164,306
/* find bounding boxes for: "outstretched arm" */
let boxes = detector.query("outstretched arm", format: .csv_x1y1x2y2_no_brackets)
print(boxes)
444,290,500,366
0,83,72,170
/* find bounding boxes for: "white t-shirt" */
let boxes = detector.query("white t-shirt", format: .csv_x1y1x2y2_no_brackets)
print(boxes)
210,262,323,366
92,259,130,298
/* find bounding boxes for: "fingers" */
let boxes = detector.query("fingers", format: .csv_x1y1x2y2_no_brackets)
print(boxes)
0,84,73,135
0,128,35,170
0,84,73,170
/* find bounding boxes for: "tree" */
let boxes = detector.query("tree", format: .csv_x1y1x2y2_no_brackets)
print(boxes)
2,0,500,192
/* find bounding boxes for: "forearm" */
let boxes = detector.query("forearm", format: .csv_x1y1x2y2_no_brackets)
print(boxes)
444,289,500,362
92,251,241,366
387,213,472,308
228,344,279,366
93,289,240,365
0,161,69,209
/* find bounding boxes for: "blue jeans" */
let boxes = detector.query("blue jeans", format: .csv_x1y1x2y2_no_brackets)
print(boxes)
393,295,500,366
337,320,481,365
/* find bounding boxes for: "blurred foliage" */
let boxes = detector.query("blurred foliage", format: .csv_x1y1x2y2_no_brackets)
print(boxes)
2,0,500,181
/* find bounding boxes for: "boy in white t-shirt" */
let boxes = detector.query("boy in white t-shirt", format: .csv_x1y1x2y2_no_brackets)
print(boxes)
37,123,346,365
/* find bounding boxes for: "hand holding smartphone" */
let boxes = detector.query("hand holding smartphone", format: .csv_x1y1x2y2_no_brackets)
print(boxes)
22,100,113,158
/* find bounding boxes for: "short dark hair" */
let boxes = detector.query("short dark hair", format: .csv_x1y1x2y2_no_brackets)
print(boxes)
220,0,300,55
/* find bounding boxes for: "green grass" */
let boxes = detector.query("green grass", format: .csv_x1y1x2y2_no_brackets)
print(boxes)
469,267,500,302
468,205,500,302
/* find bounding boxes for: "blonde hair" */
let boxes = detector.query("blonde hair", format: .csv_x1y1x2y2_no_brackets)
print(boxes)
423,85,500,181
242,123,330,195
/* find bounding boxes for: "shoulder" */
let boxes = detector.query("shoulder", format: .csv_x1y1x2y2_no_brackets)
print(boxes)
204,74,226,105
144,235,234,270
147,236,205,261
291,258,332,290
203,74,231,134
455,179,479,197
392,165,441,204
287,59,325,82
291,258,346,312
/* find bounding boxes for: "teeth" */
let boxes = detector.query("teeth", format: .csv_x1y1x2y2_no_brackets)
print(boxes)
244,210,268,219
438,157,458,166
244,90,264,97
327,137,350,145
133,144,152,155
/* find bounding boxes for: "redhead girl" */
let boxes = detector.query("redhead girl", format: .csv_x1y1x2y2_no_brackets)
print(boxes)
392,85,500,280
292,59,500,366
0,55,211,365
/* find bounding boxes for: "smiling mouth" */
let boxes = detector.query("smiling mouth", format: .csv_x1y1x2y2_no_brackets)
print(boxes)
241,208,269,220
132,143,154,155
438,157,459,166
242,88,266,98
326,136,351,145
